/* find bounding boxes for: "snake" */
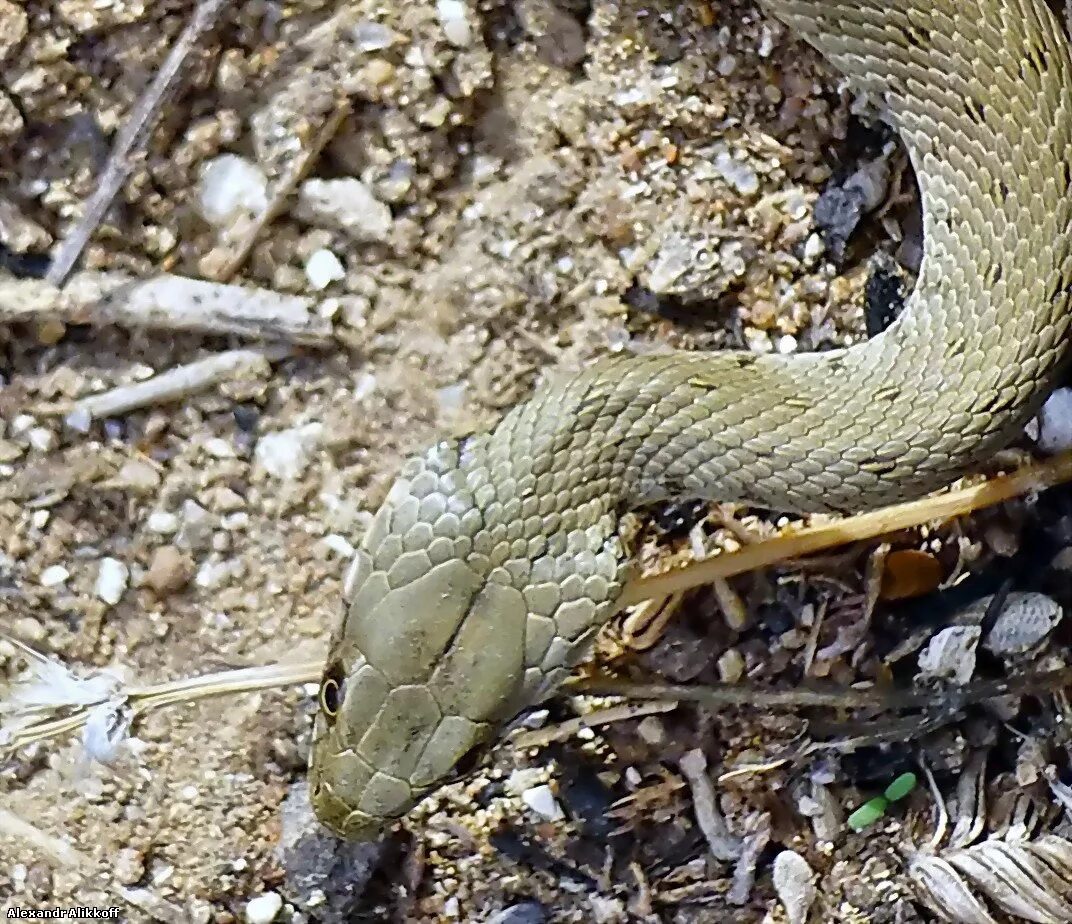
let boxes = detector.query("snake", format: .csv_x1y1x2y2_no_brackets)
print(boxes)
308,0,1072,841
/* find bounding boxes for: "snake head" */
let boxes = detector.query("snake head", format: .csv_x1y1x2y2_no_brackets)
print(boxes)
308,437,629,840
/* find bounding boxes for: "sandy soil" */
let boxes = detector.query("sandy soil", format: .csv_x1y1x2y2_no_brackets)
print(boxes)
3,1,1069,922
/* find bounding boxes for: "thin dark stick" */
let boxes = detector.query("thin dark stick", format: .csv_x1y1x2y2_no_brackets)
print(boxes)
570,667,1072,712
45,0,231,286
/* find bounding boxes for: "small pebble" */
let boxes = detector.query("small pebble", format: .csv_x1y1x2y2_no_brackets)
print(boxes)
520,784,564,821
94,557,129,606
341,296,371,329
505,768,545,796
487,902,549,924
713,150,759,195
305,249,345,290
196,558,238,590
12,616,45,643
146,546,191,596
64,407,92,432
198,154,268,227
772,851,817,924
354,371,376,400
589,896,627,923
319,534,356,558
982,592,1062,658
296,179,392,242
244,892,283,924
115,459,161,491
636,715,666,745
1030,388,1072,452
351,19,398,51
803,232,825,263
437,383,467,415
147,511,179,535
917,625,980,686
28,427,54,451
178,500,215,550
203,437,236,459
39,564,69,587
113,847,145,887
716,648,745,683
254,423,324,480
436,0,472,46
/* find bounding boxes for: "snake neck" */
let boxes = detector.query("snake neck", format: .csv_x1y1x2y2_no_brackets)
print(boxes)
480,0,1072,519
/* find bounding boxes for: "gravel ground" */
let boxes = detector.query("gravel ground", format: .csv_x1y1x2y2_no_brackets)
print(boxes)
3,1,1072,922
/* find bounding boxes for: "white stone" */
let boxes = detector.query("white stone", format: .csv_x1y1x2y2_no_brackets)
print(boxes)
95,557,129,606
40,564,69,587
341,295,371,329
195,559,235,590
319,534,356,558
437,383,467,415
254,423,324,480
520,783,564,821
244,892,283,924
1032,388,1072,453
297,179,392,242
436,0,472,46
354,372,377,400
197,155,268,228
713,150,759,195
28,427,54,451
505,768,545,796
147,511,179,534
305,249,346,290
772,850,817,924
351,20,399,51
204,437,236,458
917,625,980,686
65,407,92,432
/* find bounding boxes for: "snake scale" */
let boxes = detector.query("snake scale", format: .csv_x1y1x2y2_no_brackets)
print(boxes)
309,0,1072,840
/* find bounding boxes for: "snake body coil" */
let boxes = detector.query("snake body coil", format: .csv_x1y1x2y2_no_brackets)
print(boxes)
310,0,1072,840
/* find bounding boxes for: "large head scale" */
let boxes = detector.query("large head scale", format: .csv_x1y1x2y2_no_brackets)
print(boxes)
308,435,629,839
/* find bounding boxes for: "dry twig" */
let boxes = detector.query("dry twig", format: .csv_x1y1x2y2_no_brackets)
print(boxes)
0,271,333,344
65,348,282,423
46,0,233,285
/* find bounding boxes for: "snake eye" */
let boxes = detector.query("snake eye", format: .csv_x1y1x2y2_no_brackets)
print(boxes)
319,664,345,719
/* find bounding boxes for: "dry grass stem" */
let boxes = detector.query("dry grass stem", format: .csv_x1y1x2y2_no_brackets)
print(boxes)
509,700,678,749
621,449,1072,606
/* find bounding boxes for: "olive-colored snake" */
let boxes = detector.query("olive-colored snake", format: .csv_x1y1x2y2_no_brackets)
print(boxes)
309,0,1072,840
